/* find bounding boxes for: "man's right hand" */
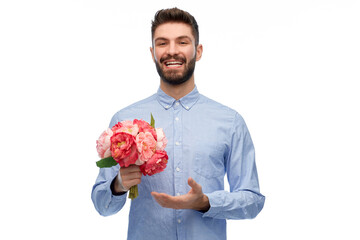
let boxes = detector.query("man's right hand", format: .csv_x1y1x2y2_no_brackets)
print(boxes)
112,165,142,194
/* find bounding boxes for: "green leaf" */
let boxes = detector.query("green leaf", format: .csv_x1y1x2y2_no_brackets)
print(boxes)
150,113,155,128
96,156,118,168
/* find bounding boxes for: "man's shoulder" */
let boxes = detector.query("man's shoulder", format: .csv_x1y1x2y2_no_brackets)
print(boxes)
122,94,157,111
198,93,247,125
199,94,239,115
198,94,249,133
109,93,157,127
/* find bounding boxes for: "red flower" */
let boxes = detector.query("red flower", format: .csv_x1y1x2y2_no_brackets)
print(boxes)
140,150,168,176
133,119,157,141
110,132,138,167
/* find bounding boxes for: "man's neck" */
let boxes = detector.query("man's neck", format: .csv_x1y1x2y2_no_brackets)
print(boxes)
160,77,195,100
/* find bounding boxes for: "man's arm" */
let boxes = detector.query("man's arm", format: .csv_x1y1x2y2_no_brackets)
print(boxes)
92,164,142,216
152,112,265,219
203,112,265,219
91,165,127,216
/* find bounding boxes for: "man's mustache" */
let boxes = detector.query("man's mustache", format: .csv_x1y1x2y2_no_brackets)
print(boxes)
160,55,186,64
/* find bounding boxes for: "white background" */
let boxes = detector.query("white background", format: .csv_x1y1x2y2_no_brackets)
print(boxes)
1,0,359,239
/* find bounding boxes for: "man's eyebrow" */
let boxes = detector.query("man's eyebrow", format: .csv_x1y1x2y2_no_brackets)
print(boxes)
154,37,168,42
177,35,192,40
154,36,192,42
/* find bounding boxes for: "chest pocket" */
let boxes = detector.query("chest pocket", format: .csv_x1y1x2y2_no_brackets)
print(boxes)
193,143,226,179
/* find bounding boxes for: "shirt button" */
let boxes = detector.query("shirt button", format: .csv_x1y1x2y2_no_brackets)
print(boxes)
165,105,170,109
176,167,181,172
175,117,179,121
177,219,181,224
185,106,189,110
175,102,180,106
175,141,180,146
176,193,181,196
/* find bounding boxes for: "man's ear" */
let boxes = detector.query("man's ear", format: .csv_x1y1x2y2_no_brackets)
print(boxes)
196,44,203,61
150,47,156,63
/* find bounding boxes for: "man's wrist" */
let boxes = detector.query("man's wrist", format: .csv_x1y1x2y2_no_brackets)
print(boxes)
197,194,210,212
110,172,128,196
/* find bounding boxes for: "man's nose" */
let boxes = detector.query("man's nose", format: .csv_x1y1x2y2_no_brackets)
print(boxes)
167,42,179,56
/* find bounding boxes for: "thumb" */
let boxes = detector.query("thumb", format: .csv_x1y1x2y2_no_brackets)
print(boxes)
188,177,202,193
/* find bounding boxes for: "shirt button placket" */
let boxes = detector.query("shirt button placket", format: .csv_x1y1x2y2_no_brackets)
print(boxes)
173,100,183,238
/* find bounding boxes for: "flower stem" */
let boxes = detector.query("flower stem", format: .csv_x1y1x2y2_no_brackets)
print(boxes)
128,185,138,200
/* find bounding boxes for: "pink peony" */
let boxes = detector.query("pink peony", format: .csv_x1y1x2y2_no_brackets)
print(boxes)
140,150,168,176
133,119,157,140
96,128,113,159
155,128,167,150
113,120,139,137
110,132,138,167
111,122,123,132
136,131,157,163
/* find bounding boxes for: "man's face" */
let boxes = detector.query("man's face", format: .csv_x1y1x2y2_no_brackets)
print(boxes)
151,22,202,85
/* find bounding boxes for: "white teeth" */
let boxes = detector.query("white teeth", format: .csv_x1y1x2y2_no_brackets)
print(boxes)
165,61,183,66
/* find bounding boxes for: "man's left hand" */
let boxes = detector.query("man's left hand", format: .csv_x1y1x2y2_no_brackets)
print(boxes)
151,177,210,212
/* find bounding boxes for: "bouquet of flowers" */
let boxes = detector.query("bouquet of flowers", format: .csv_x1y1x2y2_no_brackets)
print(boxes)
95,114,168,199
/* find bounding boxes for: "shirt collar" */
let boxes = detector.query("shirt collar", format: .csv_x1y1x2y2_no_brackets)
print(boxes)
156,86,200,111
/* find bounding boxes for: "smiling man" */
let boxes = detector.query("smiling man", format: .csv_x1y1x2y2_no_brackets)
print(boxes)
152,22,201,87
92,8,265,240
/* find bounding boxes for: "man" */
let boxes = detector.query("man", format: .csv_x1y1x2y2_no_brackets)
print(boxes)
92,7,265,240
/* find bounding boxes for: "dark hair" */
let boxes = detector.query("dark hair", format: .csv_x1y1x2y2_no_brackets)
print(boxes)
151,7,199,46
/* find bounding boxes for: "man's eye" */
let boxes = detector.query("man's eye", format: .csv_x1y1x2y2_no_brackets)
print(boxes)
180,41,187,45
158,42,166,46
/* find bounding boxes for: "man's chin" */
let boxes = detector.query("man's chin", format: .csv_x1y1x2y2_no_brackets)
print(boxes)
156,60,195,86
161,76,189,86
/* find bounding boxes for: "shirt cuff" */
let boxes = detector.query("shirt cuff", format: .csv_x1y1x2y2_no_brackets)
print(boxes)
110,171,128,196
100,175,127,213
202,191,224,218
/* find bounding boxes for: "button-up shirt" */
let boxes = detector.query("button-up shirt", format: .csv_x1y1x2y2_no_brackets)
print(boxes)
92,86,265,240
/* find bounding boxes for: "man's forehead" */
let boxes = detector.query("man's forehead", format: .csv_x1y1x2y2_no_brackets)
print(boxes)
153,22,194,40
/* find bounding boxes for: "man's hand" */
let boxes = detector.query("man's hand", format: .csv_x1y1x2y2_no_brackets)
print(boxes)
151,177,210,212
112,165,142,194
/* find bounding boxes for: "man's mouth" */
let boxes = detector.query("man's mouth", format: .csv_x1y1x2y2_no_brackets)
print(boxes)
164,61,184,68
161,57,185,69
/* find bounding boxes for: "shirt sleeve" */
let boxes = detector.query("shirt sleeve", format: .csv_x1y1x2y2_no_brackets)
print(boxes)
203,112,265,219
91,165,128,216
91,113,128,216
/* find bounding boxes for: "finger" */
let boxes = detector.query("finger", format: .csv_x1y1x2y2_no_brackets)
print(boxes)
120,165,141,174
151,192,181,208
151,192,166,205
123,178,141,189
151,192,172,200
126,165,141,172
188,177,202,193
151,192,161,201
122,171,142,181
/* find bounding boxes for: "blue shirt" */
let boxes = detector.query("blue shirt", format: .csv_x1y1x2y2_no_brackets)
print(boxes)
92,86,265,240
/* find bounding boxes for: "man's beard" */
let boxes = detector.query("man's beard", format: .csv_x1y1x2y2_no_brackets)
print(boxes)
155,55,196,86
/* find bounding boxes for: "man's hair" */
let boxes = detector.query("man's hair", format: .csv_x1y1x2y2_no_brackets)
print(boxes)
151,7,199,46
